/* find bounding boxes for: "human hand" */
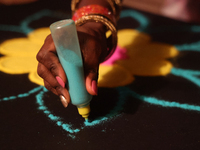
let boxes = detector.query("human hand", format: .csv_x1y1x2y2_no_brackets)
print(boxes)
36,22,107,107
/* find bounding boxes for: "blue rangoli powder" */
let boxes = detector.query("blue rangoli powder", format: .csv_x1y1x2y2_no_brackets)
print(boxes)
1,9,200,139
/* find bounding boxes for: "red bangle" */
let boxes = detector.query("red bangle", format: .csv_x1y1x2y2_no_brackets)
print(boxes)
72,5,116,26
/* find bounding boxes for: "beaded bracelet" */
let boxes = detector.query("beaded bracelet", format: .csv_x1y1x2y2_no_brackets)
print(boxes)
74,14,117,60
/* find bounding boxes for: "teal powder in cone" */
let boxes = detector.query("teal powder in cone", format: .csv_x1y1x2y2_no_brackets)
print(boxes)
50,19,92,107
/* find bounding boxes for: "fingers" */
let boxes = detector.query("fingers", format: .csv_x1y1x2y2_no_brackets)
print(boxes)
36,35,70,107
83,48,99,96
85,68,99,96
38,62,70,103
36,35,66,82
37,29,105,108
43,80,58,95
37,63,58,90
77,31,103,96
44,80,70,108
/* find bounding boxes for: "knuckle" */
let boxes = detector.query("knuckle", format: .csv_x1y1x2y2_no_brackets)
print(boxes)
85,66,98,74
89,68,97,74
49,62,57,73
55,85,63,95
44,80,59,95
37,64,44,77
91,68,98,73
37,70,43,78
36,35,53,63
45,84,57,95
36,49,46,63
55,84,62,90
44,34,52,42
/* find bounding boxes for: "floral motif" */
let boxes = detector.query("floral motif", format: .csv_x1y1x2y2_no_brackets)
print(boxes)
0,28,178,87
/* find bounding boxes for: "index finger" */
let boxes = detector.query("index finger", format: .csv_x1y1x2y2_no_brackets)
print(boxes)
36,34,67,83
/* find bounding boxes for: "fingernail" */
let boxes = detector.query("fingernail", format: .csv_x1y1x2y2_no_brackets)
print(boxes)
60,95,68,108
92,80,98,95
56,76,65,88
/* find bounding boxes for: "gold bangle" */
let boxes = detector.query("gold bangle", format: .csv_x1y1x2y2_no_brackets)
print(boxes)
71,0,80,14
107,0,122,20
107,0,116,16
115,0,122,5
71,0,122,19
72,4,116,26
75,14,118,60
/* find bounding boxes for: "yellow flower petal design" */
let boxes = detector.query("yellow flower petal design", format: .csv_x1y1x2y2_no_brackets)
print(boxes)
0,38,41,57
117,29,151,48
0,56,37,74
116,29,179,76
0,28,50,76
0,27,178,87
128,42,178,59
29,71,44,86
28,28,50,45
98,64,134,87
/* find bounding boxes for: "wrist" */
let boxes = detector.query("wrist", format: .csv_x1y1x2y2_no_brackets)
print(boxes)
76,0,112,12
81,22,107,35
71,1,119,61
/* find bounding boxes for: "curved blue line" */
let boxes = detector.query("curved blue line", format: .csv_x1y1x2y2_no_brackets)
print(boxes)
20,9,54,34
35,87,80,137
84,89,126,126
1,9,200,138
120,10,149,31
0,25,25,34
190,25,200,32
118,87,200,112
171,67,200,87
175,41,200,51
0,86,43,101
2,84,200,138
0,9,63,35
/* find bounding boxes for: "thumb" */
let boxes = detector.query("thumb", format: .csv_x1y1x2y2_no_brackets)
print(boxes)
85,69,99,96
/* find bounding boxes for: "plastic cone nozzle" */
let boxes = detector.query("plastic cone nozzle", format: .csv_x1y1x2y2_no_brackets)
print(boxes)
77,105,90,120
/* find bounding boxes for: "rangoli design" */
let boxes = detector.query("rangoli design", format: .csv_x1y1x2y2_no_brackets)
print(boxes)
1,9,200,138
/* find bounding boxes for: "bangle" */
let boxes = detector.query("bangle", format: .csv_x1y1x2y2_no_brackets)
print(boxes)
72,5,116,26
75,14,117,60
71,0,122,20
106,0,122,20
71,0,79,14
